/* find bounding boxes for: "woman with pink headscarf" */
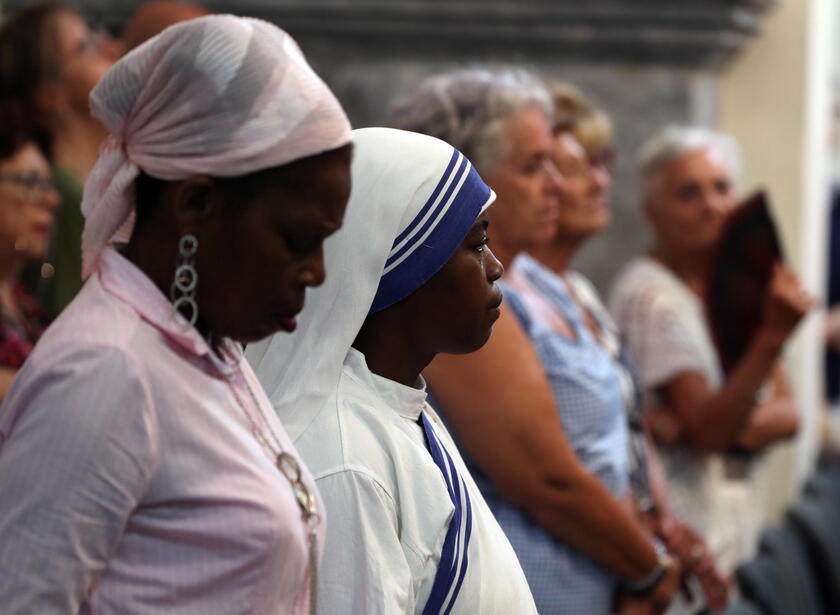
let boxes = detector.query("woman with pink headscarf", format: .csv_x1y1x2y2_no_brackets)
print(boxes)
0,15,352,615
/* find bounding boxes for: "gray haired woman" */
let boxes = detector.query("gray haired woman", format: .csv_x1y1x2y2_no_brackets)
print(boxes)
610,125,811,575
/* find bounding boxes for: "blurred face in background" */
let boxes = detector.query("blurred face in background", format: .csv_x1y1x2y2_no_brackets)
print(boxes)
44,10,114,115
646,146,737,255
550,132,611,244
482,105,561,256
0,143,59,263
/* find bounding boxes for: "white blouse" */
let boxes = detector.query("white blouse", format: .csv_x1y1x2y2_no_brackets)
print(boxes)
294,348,537,615
0,248,323,614
609,256,758,573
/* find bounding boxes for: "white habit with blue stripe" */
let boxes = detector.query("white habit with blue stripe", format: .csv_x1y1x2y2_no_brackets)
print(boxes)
291,348,536,614
248,128,536,614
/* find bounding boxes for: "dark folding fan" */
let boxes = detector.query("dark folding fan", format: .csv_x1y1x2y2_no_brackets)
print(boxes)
705,191,784,377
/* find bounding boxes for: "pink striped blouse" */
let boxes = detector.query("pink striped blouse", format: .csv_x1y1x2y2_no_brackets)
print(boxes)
0,247,324,614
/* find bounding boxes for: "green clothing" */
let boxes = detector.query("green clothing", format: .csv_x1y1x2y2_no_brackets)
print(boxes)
22,166,85,319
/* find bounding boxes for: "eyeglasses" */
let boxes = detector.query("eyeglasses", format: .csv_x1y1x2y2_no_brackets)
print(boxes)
588,149,616,170
0,173,57,202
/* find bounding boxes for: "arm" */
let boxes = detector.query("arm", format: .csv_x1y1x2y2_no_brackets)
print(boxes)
646,365,799,452
315,471,414,615
657,265,811,452
0,348,156,614
0,366,17,402
735,366,799,450
425,306,677,610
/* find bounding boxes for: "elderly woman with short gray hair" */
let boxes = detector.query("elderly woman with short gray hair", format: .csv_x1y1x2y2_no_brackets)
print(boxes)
390,68,681,615
390,68,562,269
610,125,811,575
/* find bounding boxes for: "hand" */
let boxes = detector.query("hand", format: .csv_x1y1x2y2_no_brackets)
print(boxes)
659,517,730,610
614,595,657,615
759,264,814,347
643,407,682,446
648,558,681,613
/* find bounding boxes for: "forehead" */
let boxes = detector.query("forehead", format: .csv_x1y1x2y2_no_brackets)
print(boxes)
504,106,552,159
54,11,88,49
554,132,587,162
257,153,351,224
0,142,50,174
664,147,732,185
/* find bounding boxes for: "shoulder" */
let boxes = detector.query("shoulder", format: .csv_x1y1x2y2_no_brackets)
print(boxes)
609,258,685,320
34,277,144,358
610,258,668,297
296,368,418,494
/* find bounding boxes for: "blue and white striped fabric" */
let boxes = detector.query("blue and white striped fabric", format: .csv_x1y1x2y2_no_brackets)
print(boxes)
419,411,474,615
370,149,492,314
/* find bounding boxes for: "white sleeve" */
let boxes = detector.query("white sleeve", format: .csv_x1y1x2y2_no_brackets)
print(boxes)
612,283,714,390
0,347,158,614
315,469,416,615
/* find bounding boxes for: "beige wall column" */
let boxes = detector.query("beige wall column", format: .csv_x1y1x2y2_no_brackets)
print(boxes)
719,0,834,520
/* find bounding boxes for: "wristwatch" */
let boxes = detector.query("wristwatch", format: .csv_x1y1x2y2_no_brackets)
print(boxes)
623,552,674,595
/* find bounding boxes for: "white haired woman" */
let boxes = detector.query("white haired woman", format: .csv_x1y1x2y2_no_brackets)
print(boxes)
0,16,352,614
389,69,680,615
609,125,812,574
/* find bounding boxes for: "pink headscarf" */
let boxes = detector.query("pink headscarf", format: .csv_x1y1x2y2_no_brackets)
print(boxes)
81,14,352,277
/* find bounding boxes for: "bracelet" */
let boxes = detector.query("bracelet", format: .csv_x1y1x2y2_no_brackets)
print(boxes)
623,553,673,595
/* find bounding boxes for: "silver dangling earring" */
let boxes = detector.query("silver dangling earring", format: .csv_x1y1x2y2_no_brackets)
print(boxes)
170,234,198,327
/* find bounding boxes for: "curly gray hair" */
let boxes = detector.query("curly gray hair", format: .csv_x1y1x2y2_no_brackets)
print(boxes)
387,67,552,175
638,125,742,202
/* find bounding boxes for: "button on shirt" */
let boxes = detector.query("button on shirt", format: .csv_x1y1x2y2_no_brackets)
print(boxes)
0,247,324,614
294,348,537,615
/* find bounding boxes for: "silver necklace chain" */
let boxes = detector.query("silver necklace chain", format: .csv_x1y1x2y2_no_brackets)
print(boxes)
223,365,319,615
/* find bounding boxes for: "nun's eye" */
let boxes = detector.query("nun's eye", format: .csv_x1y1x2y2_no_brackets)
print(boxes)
474,237,489,253
285,232,318,254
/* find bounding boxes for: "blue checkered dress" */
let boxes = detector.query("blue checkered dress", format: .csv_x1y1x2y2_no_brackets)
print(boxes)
448,255,631,614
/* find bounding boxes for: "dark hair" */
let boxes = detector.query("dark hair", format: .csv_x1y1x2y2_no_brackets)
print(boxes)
0,2,78,126
0,101,52,161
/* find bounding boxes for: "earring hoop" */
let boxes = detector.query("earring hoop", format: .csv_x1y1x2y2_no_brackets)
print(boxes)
170,234,198,326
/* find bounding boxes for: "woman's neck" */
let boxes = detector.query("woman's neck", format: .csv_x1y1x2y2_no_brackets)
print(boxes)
529,236,581,276
51,113,108,180
353,315,434,387
650,243,709,296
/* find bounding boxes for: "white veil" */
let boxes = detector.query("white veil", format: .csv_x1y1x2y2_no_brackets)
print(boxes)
247,127,494,439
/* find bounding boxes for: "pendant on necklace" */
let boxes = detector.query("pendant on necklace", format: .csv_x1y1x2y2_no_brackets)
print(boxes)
276,452,318,520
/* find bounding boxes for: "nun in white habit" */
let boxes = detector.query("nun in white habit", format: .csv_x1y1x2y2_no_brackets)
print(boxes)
247,127,537,614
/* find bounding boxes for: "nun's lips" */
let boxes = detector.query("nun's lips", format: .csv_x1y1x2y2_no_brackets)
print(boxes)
488,289,503,310
271,305,303,332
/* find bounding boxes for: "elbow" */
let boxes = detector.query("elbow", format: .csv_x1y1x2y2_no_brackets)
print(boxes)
503,465,589,522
